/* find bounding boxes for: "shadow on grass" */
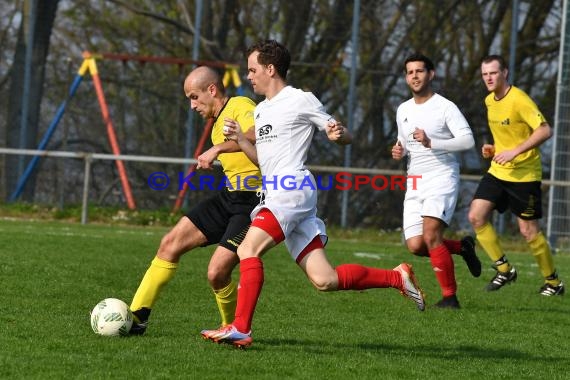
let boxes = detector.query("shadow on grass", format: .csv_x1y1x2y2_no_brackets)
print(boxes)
253,338,569,364
471,304,568,315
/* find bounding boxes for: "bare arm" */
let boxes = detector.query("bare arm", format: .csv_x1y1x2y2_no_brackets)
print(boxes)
196,127,256,169
492,122,552,165
223,118,258,165
197,141,237,170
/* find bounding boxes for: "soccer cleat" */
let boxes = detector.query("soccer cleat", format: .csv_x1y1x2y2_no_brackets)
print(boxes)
201,324,252,348
459,236,482,277
129,319,148,335
539,281,565,296
129,308,150,335
434,294,461,309
485,266,517,291
200,326,227,341
394,263,426,311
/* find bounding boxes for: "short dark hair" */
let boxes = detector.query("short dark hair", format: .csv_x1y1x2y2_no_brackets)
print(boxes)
246,40,291,79
481,54,508,70
403,52,435,73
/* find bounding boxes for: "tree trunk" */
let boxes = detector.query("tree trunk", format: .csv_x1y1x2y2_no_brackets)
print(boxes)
5,0,59,201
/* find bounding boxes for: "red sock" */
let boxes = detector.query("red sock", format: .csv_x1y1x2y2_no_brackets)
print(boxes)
233,257,264,333
429,244,456,297
443,239,461,255
336,264,401,290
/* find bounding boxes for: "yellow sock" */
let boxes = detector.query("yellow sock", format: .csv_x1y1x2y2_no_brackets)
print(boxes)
130,257,178,312
528,232,560,286
475,222,510,272
214,280,237,326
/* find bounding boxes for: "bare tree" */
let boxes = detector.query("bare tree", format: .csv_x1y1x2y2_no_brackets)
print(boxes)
4,0,60,201
1,0,562,227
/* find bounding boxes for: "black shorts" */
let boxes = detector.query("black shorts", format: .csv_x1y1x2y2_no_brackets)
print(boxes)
186,189,260,252
473,173,542,220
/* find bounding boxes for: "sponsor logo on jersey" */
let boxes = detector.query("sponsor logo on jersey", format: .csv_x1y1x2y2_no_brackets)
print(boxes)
258,124,272,136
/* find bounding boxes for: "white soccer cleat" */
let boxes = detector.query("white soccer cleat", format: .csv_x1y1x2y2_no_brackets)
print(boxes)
201,324,253,348
394,263,426,311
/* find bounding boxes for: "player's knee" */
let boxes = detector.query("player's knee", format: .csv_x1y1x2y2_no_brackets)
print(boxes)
408,246,426,257
468,209,484,228
410,249,429,257
422,233,439,249
519,224,539,242
157,233,184,261
406,239,428,256
310,276,336,291
206,266,230,287
236,241,254,257
236,241,265,260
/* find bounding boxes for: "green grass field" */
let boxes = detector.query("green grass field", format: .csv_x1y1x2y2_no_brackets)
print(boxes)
1,219,568,379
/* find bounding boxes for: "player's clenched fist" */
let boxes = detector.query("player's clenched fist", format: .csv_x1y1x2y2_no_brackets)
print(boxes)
481,144,495,159
392,140,404,160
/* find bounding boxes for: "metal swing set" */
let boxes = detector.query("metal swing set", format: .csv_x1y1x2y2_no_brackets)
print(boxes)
9,51,245,213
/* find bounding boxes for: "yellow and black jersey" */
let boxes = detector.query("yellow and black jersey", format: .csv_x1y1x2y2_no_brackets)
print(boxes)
213,96,262,190
485,86,547,182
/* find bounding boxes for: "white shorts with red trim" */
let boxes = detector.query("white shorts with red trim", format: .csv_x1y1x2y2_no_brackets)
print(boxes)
403,170,459,240
251,172,327,261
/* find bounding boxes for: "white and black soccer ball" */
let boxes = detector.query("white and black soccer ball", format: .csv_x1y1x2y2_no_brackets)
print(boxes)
90,298,133,336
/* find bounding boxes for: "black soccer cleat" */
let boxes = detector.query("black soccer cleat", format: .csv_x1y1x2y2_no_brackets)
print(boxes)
459,236,481,278
539,281,565,296
433,294,460,309
129,307,151,335
485,267,517,291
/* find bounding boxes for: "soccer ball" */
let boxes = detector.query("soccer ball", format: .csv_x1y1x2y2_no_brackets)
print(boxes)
90,298,133,336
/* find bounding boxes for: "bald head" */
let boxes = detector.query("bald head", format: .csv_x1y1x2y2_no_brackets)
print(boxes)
184,66,225,96
184,66,228,119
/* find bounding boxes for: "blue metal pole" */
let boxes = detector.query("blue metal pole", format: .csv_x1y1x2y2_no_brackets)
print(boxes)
9,74,85,201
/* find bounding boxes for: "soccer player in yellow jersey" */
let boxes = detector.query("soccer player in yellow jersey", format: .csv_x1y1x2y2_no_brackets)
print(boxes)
468,55,564,296
129,66,262,334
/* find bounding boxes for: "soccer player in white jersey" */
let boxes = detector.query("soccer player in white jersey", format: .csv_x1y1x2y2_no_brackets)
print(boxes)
201,40,426,348
392,53,480,309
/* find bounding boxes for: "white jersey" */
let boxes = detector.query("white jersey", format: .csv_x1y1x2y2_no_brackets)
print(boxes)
254,86,333,181
251,86,333,260
396,93,472,176
396,93,473,239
